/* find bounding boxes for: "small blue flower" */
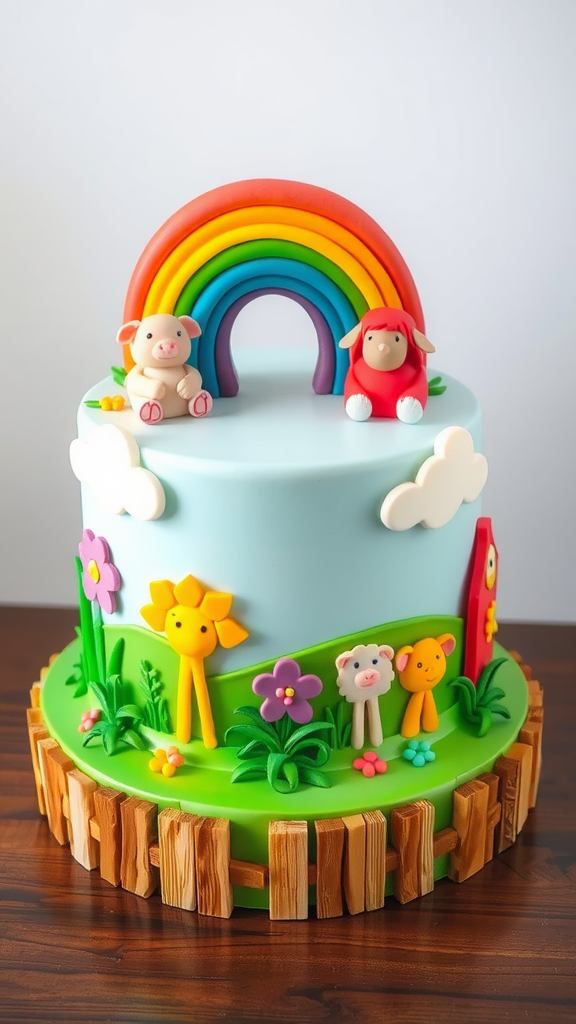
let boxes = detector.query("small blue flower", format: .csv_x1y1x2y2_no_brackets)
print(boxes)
402,739,436,768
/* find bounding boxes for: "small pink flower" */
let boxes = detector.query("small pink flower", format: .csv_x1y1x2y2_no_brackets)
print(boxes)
78,708,101,733
78,529,121,614
352,750,387,778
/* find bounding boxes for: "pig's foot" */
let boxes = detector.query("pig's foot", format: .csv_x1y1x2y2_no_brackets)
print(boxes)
396,396,423,424
189,390,213,418
139,400,163,425
345,394,372,421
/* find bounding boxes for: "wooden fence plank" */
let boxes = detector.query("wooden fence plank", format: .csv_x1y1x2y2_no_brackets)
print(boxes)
120,797,159,898
30,681,43,708
506,742,533,833
195,817,233,919
38,738,74,845
363,810,386,911
528,679,543,707
27,718,49,816
94,787,125,886
269,821,308,920
342,814,366,915
67,769,99,870
414,800,435,896
493,754,520,853
519,718,544,808
476,772,501,863
391,801,435,902
315,819,345,919
159,808,198,911
449,779,489,883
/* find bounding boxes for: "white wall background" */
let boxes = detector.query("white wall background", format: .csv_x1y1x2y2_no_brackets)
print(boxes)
0,0,574,622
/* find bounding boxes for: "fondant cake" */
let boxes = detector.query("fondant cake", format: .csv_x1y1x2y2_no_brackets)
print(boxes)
31,180,542,919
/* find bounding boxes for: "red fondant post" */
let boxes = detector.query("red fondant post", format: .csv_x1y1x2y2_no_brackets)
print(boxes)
464,518,498,684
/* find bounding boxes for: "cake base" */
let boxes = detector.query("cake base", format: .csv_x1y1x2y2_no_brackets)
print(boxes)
30,641,542,916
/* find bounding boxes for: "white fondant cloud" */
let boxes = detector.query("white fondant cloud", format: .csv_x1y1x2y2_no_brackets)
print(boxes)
70,424,166,521
380,426,487,531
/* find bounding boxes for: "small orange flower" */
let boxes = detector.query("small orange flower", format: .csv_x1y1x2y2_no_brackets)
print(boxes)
148,746,185,777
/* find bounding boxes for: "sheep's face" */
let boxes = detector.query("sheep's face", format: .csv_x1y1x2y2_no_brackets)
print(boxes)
363,329,408,371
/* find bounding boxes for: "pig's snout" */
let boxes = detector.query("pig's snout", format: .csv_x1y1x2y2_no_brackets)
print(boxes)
354,668,380,688
153,338,180,359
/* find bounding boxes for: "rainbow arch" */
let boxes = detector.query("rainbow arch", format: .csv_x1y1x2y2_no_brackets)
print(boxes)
123,180,424,397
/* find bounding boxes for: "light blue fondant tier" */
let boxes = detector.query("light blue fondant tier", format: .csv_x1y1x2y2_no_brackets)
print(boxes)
77,350,482,673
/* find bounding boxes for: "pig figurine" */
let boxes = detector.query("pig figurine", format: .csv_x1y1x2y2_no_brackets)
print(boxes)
339,307,435,423
335,643,395,749
116,313,213,425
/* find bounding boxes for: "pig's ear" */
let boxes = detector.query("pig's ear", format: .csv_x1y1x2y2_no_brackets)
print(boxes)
437,633,456,657
378,645,394,661
412,328,435,354
116,320,140,345
335,651,353,671
395,646,413,672
178,316,202,339
338,324,362,349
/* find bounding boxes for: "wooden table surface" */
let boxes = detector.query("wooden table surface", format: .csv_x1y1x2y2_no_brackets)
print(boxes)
1,607,574,1024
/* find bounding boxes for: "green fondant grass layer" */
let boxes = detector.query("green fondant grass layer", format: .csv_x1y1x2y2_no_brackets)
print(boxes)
41,622,528,909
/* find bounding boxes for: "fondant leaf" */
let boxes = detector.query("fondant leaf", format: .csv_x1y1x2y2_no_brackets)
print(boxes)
149,579,176,610
231,759,268,783
476,658,507,702
122,728,146,750
297,766,331,789
140,603,168,633
230,706,279,740
282,760,300,790
107,637,125,678
225,723,281,752
215,616,249,649
287,742,330,768
481,686,506,704
236,738,273,760
116,704,142,720
475,708,493,737
485,702,511,718
267,753,298,792
284,720,334,754
200,590,233,622
173,574,204,608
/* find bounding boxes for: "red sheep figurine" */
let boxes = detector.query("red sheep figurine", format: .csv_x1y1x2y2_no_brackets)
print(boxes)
339,307,435,423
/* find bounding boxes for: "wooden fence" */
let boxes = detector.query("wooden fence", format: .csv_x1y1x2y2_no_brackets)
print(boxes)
27,652,543,920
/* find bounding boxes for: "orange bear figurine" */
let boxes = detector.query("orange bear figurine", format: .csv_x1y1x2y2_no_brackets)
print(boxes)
395,634,456,738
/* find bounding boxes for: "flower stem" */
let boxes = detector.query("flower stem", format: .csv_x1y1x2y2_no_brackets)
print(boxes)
93,602,106,684
75,556,98,684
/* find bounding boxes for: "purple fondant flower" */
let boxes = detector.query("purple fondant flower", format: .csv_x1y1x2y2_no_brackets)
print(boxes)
78,529,121,614
252,658,323,724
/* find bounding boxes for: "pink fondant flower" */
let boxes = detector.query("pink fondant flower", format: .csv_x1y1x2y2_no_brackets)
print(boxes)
253,658,323,724
78,529,121,614
353,750,388,778
78,708,101,733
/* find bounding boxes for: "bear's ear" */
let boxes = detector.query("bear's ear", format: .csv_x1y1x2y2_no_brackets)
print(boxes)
338,324,362,349
116,320,140,345
437,633,456,656
395,645,413,672
378,645,394,661
335,651,353,671
178,315,202,339
412,328,435,353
